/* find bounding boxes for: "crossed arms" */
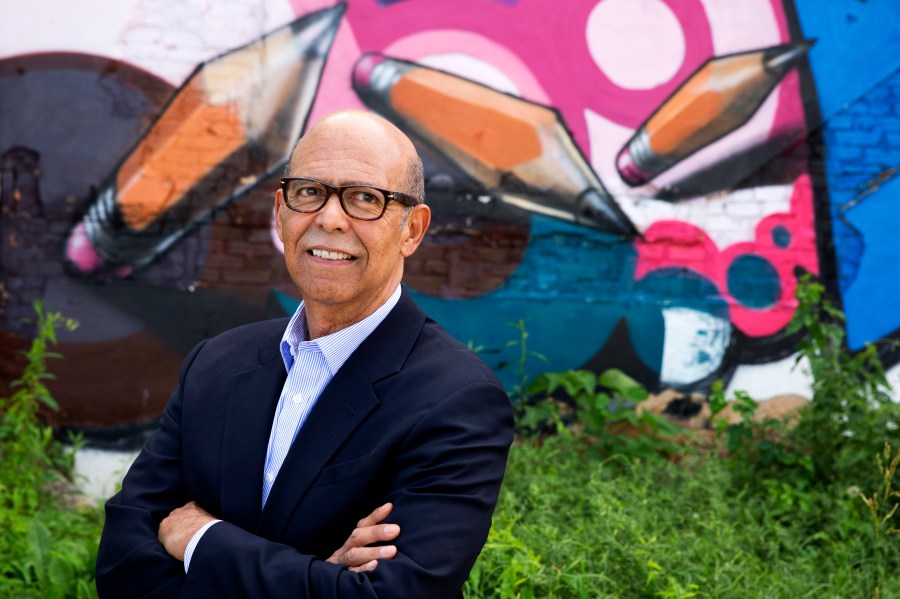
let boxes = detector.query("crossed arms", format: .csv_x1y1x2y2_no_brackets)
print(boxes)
96,330,514,598
158,500,400,572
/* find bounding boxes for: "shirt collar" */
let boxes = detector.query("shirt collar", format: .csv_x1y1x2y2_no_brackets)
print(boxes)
279,284,403,375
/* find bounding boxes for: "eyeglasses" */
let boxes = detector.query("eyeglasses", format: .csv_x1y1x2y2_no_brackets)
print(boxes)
280,177,421,221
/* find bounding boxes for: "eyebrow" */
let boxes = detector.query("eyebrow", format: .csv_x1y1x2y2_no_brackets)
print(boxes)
294,176,384,189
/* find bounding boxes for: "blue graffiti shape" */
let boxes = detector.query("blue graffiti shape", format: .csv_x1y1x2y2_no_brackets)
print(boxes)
727,254,781,309
772,225,792,249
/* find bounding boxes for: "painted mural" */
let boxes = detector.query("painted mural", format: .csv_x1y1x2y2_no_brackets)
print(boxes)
1,0,898,445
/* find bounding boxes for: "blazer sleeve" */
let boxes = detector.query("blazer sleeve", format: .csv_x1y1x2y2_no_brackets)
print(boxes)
183,379,514,599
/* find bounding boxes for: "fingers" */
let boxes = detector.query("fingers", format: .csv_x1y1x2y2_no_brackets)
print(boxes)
340,544,397,569
348,521,400,548
349,560,378,573
326,503,401,570
356,502,393,528
327,522,401,565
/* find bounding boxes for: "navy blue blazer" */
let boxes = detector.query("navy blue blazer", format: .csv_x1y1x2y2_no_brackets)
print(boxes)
96,290,514,598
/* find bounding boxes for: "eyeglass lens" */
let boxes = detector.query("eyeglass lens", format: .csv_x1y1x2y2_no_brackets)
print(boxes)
284,179,386,220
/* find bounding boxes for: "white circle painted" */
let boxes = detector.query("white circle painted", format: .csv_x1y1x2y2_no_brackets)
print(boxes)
659,307,731,386
586,0,685,90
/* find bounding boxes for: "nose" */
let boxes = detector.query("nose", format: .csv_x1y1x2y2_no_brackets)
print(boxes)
314,191,349,231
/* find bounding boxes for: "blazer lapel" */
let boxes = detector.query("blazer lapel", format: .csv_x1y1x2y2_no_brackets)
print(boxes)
256,358,379,538
219,341,286,531
256,290,427,539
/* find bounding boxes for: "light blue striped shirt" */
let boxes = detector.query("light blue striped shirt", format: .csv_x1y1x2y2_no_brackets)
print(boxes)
183,284,402,572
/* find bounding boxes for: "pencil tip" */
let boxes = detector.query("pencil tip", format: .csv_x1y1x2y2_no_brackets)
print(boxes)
578,189,641,239
290,1,346,50
764,39,814,71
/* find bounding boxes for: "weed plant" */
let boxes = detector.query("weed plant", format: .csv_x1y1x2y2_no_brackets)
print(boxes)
467,433,900,598
787,277,900,492
0,302,103,598
707,278,900,544
469,277,900,598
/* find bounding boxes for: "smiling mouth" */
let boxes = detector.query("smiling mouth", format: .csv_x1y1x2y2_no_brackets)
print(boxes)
309,249,355,261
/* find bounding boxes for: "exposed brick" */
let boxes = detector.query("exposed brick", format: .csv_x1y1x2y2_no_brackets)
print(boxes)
203,253,246,269
226,240,273,256
214,225,252,241
247,228,275,243
200,268,222,282
222,269,271,284
724,200,761,217
245,256,277,270
423,260,449,275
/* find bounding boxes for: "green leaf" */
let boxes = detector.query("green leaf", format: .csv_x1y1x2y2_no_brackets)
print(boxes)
598,368,647,402
47,555,74,589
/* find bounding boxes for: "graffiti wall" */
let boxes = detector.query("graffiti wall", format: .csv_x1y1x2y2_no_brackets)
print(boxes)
1,0,898,446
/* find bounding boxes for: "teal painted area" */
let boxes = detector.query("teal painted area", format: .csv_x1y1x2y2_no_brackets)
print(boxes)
409,215,638,390
772,225,791,249
410,293,624,390
276,289,300,315
726,255,781,309
629,269,731,378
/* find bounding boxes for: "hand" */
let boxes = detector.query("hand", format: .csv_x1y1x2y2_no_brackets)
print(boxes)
158,501,216,562
327,503,400,572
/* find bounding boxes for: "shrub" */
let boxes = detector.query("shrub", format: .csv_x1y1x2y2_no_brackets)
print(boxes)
786,277,900,491
518,368,687,461
0,302,103,598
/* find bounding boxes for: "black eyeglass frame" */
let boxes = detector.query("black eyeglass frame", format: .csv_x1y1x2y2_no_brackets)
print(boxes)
279,177,421,221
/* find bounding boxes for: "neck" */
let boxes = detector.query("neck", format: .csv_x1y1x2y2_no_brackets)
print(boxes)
304,282,401,340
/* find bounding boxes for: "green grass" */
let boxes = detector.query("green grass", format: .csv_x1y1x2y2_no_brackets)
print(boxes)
466,434,900,598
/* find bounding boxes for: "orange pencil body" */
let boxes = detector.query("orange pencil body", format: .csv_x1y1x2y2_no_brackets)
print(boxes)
354,53,638,238
67,3,345,273
616,41,811,187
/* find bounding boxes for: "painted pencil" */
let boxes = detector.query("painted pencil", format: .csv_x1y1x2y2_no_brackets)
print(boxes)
353,53,639,238
616,40,813,187
65,3,345,274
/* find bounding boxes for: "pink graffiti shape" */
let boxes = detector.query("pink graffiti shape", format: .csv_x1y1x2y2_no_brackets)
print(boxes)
634,174,818,337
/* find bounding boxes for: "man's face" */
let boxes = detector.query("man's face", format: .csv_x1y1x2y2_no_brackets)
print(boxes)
274,118,428,331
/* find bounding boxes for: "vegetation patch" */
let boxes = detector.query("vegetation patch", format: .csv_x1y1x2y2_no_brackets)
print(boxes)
2,279,899,597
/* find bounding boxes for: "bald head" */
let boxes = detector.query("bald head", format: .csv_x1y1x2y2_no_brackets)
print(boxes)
287,110,425,201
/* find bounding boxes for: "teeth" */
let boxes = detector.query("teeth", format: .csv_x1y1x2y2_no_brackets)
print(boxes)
311,249,353,260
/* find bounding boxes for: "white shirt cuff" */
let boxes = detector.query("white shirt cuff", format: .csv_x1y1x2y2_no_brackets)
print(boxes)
183,519,222,573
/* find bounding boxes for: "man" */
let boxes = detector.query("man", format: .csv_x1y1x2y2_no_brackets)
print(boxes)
96,110,514,598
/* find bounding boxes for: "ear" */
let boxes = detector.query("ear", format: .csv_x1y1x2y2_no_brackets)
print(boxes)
400,204,431,258
274,188,285,243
